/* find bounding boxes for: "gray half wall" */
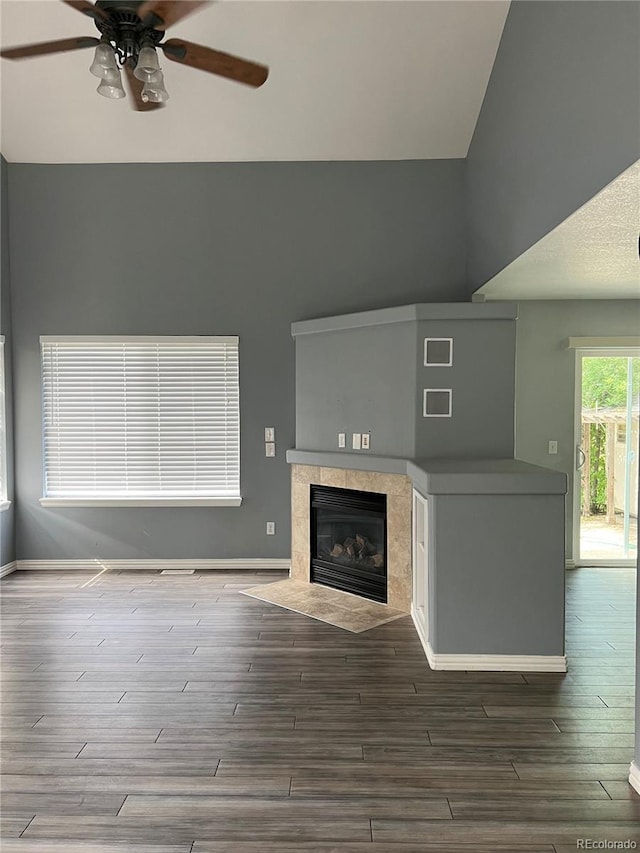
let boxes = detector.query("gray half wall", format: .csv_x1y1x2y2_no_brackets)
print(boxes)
415,318,515,458
7,160,466,560
514,300,640,559
429,492,566,657
295,322,418,457
466,0,640,293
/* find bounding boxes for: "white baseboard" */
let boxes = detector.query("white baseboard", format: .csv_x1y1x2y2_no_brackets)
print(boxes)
411,607,567,672
0,561,17,578
629,761,640,796
14,558,291,573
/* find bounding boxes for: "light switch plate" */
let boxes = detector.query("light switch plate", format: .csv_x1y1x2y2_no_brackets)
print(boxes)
265,442,276,457
338,432,346,448
266,522,275,535
548,440,558,455
361,433,370,450
264,427,275,442
352,433,361,450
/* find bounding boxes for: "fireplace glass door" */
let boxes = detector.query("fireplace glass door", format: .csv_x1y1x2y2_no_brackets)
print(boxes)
310,485,387,603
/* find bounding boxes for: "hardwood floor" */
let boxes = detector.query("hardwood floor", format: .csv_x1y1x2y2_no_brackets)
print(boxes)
1,566,638,852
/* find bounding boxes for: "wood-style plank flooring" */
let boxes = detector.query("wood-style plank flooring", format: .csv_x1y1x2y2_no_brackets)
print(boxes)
1,566,638,852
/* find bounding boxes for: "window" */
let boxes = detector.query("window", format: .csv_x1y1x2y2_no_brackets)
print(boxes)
0,337,7,507
40,336,240,506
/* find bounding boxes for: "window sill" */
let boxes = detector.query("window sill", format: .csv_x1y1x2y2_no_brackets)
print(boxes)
0,500,11,512
39,497,243,508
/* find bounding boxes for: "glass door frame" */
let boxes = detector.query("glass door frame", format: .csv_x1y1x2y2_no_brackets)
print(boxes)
572,347,639,567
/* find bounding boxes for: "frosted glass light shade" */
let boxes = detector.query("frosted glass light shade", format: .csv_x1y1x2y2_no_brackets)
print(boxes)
90,42,117,78
134,46,161,81
141,71,169,102
97,69,126,99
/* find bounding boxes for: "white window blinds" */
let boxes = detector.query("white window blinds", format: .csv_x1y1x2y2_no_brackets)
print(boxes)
41,337,240,503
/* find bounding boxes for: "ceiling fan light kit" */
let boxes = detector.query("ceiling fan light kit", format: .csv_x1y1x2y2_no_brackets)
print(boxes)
1,0,269,111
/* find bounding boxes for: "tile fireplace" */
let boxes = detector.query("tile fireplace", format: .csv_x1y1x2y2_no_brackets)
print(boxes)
291,465,412,612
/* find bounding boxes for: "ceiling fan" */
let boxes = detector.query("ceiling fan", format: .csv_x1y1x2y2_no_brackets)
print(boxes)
0,1,269,110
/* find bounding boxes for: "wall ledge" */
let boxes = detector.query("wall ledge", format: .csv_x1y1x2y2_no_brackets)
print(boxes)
291,301,517,337
288,451,567,495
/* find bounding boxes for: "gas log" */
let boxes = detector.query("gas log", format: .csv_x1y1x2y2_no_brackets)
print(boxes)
327,534,384,568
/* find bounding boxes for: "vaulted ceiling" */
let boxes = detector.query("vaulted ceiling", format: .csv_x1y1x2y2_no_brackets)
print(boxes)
0,0,509,164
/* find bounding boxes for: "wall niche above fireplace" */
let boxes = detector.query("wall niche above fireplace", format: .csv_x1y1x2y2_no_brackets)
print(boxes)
311,485,387,603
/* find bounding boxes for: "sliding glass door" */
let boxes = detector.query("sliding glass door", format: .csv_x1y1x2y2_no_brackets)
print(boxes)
575,351,639,565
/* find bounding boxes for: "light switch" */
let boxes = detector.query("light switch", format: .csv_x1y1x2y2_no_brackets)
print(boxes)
264,427,275,442
338,433,346,448
548,440,558,455
352,433,361,450
265,442,276,457
266,522,275,535
361,433,370,450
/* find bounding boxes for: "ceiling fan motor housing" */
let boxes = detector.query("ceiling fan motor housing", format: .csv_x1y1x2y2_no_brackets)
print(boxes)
94,1,164,65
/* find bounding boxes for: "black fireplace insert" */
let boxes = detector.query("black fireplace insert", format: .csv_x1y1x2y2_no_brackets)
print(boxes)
310,484,387,603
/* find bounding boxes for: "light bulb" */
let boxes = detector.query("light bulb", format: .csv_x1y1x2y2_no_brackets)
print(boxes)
97,69,126,99
134,45,160,82
90,42,117,79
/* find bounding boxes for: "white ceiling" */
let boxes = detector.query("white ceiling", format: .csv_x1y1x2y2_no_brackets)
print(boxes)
0,0,509,164
476,160,640,301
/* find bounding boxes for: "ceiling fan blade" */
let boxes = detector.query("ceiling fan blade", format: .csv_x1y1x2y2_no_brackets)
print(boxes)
61,1,109,22
137,1,210,30
123,60,165,111
1,36,99,60
161,39,268,88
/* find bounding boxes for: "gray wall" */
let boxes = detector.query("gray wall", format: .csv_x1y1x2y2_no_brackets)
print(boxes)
295,322,418,457
1,156,15,567
415,319,515,458
7,160,466,560
514,300,640,559
295,314,516,460
466,0,640,293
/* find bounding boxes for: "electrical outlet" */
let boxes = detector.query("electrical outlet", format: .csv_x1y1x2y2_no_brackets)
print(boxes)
361,433,370,450
352,433,361,450
266,522,275,535
338,432,346,448
548,440,558,455
264,427,275,442
265,442,276,457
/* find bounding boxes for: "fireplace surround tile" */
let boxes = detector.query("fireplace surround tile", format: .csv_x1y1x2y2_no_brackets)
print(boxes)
291,464,412,612
319,467,348,488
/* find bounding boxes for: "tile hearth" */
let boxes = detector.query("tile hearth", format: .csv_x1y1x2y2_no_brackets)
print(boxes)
241,578,406,633
290,464,413,613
